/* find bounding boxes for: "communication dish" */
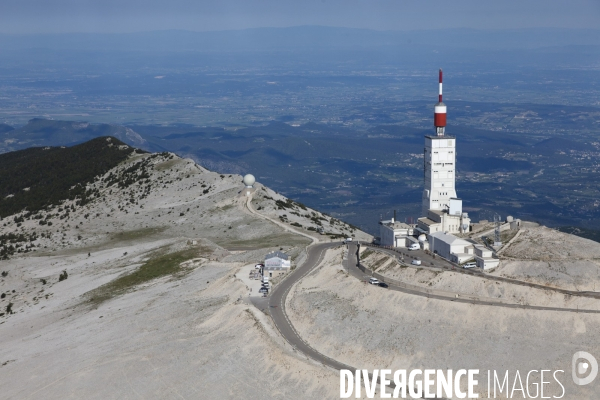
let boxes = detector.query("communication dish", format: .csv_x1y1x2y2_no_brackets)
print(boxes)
243,174,255,188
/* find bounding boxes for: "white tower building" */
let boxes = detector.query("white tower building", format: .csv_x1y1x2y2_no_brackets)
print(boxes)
422,135,457,215
417,69,470,235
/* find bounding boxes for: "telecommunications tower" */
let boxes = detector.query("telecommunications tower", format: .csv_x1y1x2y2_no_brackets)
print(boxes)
422,69,457,215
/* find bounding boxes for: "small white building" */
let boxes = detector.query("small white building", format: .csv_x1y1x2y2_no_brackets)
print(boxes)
428,231,475,264
417,200,471,235
379,220,414,248
474,245,500,270
264,251,291,277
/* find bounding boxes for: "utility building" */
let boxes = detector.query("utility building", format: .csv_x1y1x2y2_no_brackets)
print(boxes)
428,231,474,264
474,245,500,270
379,218,414,248
264,251,291,277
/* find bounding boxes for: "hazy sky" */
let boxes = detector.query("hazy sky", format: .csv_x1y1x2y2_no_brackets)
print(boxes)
1,0,599,34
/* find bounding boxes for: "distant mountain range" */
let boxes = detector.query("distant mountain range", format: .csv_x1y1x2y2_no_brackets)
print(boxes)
0,119,148,154
0,26,598,52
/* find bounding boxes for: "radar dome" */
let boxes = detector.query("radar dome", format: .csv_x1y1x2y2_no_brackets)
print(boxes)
243,174,256,187
418,234,427,242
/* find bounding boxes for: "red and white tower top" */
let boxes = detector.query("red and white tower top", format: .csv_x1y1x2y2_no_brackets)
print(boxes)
434,68,447,136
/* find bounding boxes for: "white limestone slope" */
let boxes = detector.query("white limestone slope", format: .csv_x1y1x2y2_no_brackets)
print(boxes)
0,150,372,399
287,248,600,399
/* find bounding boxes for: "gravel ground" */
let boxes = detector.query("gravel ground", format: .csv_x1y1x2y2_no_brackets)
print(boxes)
287,249,600,399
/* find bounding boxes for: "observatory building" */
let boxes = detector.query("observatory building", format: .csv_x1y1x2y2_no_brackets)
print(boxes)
242,174,255,197
417,69,470,235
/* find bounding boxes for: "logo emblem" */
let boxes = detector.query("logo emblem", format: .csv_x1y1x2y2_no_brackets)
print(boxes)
572,351,598,385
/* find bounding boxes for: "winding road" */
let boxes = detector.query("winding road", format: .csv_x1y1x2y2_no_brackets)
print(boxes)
244,193,600,395
352,244,600,314
266,240,600,376
365,243,600,300
267,241,354,370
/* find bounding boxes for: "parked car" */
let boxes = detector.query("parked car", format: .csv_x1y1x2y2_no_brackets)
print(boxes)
368,277,380,285
255,264,263,269
462,262,476,269
411,259,422,266
408,243,420,250
378,282,389,288
258,287,268,294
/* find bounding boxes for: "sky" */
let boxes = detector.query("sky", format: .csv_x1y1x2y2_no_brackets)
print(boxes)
1,0,599,34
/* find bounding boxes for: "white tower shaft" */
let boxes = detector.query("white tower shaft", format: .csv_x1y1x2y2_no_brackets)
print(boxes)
422,135,457,215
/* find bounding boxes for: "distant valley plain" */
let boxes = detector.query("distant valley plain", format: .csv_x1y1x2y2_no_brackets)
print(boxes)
0,27,598,234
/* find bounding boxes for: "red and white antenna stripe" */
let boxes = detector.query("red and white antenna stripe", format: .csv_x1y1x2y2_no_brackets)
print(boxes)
439,69,443,102
434,68,447,131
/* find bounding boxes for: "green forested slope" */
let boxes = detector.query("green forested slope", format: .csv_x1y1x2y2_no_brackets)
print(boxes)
0,136,139,218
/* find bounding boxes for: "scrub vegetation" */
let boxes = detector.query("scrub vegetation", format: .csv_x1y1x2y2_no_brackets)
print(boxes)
87,246,209,305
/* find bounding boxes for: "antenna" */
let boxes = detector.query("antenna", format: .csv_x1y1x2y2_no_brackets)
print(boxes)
494,214,502,247
439,69,443,103
434,68,447,136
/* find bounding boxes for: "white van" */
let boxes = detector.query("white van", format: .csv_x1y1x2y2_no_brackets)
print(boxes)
346,237,353,243
463,262,476,269
408,243,420,251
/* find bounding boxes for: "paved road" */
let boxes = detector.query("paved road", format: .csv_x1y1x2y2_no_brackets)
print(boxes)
265,240,600,383
257,239,599,400
266,241,448,399
351,243,600,314
364,243,600,300
268,241,355,370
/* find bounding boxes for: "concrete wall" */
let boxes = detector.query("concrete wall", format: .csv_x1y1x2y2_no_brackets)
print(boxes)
429,236,453,260
380,224,395,247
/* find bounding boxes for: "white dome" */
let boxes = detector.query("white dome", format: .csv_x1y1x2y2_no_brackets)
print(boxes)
418,234,427,242
243,174,256,187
